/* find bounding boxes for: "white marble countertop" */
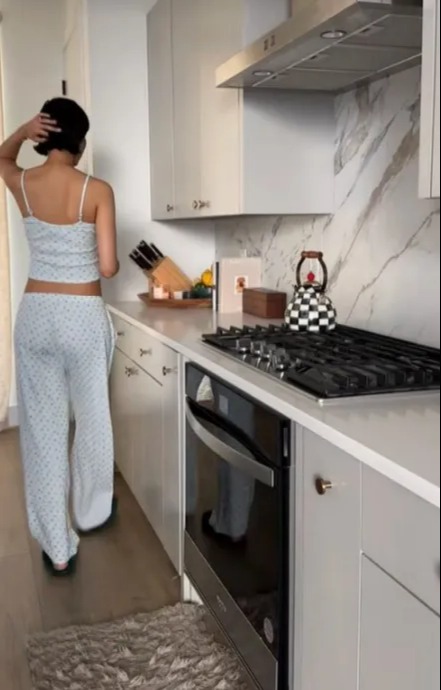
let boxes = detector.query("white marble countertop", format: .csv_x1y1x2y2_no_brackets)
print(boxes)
108,301,440,508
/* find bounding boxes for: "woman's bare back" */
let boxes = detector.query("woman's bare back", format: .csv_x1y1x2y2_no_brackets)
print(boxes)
16,164,98,225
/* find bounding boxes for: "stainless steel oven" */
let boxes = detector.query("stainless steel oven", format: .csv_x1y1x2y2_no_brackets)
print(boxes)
185,363,293,690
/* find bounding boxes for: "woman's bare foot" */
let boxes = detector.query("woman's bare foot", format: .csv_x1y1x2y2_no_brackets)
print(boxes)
53,562,68,571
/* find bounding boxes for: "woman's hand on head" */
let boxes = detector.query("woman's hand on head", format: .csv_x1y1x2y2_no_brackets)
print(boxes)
22,113,61,143
0,113,60,186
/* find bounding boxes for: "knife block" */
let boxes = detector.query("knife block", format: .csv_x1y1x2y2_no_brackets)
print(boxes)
147,256,192,293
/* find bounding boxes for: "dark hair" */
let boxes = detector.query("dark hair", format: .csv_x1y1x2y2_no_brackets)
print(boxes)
34,97,90,156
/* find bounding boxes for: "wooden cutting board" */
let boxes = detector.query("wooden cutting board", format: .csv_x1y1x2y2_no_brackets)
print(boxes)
138,293,212,309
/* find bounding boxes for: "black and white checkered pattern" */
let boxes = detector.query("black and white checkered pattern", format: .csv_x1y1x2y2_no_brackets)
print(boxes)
285,286,337,333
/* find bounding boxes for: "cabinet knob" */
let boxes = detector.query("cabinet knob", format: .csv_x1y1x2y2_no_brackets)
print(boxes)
315,477,333,496
166,204,174,213
162,365,177,377
125,366,139,377
139,348,153,357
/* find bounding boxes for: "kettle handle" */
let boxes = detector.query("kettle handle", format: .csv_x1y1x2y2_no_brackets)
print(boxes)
296,251,328,292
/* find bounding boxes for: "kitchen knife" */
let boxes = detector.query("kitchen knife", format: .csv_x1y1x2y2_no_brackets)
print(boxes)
130,251,146,271
138,241,159,265
131,250,153,271
129,252,146,270
136,250,154,271
150,243,164,259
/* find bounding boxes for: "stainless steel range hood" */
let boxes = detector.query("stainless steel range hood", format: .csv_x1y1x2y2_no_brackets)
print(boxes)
216,0,423,93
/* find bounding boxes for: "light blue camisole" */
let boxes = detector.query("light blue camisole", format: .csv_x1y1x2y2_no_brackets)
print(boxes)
21,170,100,283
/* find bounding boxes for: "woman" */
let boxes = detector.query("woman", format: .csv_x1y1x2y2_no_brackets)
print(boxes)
0,98,119,576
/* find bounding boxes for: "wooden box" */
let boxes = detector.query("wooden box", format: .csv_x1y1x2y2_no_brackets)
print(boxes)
243,288,287,319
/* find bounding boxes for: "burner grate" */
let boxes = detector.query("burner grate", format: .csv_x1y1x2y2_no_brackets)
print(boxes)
202,325,440,400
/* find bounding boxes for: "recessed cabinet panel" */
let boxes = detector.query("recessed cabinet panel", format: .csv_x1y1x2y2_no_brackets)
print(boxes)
360,557,440,690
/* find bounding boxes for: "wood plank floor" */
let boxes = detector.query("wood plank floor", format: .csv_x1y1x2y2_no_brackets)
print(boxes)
0,429,180,690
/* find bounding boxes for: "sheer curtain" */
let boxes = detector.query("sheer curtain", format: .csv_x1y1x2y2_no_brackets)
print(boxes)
0,61,11,423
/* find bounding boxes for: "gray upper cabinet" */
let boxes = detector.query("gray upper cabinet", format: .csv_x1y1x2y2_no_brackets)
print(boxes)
147,0,335,220
147,0,175,220
419,0,440,199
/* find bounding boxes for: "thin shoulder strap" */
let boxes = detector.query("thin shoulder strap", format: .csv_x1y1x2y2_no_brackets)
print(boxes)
78,175,91,222
21,170,33,216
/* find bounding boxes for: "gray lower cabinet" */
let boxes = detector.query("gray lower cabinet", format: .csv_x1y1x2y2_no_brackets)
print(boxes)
295,430,361,690
109,315,182,573
296,429,439,690
359,556,440,690
110,348,164,545
129,365,164,546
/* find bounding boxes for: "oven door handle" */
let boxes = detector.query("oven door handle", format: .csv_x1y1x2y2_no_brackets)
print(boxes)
186,402,275,488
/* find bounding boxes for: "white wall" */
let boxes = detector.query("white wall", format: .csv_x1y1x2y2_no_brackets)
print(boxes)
1,0,215,412
1,0,64,410
85,0,215,302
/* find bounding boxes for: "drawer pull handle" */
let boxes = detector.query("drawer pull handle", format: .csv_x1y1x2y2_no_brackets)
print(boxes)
125,366,139,377
162,366,177,376
139,348,153,357
117,331,125,337
315,477,333,496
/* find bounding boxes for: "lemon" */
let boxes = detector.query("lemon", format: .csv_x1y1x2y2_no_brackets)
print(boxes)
201,269,213,287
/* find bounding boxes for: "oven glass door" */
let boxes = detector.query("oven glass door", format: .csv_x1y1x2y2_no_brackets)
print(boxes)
185,386,285,660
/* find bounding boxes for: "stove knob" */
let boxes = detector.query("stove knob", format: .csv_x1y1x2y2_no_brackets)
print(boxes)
250,341,265,357
261,344,276,360
271,348,290,371
235,337,251,354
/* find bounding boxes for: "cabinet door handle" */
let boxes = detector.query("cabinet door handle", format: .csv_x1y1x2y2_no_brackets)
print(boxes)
166,204,174,213
198,200,210,209
116,330,125,337
315,477,333,496
139,348,153,357
125,366,139,377
192,200,199,210
162,365,177,376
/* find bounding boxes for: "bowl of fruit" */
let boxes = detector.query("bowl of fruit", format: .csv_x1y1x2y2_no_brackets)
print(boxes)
189,268,213,299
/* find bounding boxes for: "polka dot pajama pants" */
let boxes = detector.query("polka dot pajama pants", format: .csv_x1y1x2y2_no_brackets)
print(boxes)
15,294,116,565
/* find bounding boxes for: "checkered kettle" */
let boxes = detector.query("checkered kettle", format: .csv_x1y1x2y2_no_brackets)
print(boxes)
285,251,337,333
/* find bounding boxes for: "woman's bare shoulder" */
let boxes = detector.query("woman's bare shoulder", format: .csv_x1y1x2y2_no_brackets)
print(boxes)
88,175,115,201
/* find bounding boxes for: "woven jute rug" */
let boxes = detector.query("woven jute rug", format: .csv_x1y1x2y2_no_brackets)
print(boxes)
27,603,249,689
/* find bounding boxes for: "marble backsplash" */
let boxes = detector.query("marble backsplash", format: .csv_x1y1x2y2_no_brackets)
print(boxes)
215,67,440,348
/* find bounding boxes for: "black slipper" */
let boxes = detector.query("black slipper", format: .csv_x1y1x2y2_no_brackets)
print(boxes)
77,497,118,536
42,551,77,577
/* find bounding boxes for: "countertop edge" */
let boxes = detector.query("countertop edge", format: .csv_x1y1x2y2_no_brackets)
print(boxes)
108,305,441,510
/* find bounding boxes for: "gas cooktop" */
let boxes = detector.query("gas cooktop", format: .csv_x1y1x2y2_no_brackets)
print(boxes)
202,324,440,402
